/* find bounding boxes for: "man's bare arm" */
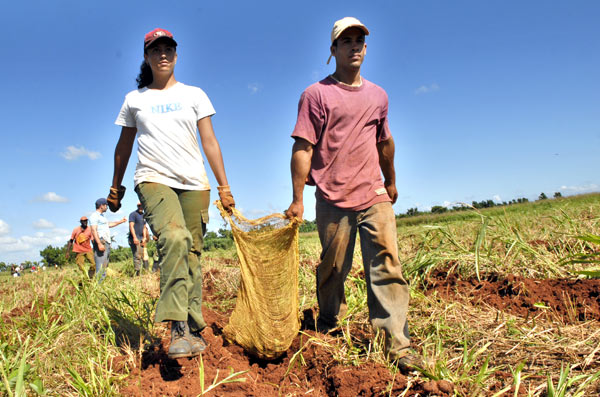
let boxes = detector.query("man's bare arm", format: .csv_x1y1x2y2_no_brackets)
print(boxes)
284,138,313,220
376,137,398,204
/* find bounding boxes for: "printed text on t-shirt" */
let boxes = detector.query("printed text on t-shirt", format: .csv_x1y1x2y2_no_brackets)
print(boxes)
152,103,182,114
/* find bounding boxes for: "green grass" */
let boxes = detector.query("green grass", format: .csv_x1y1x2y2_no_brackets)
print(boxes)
0,193,599,395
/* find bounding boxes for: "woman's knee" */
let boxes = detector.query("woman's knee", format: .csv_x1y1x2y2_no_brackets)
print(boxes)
160,226,192,250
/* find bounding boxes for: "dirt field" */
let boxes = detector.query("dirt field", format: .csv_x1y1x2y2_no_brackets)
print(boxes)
116,268,600,396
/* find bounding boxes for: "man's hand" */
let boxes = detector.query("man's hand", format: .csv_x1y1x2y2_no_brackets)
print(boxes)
218,185,235,214
384,180,398,204
97,242,105,252
107,185,126,212
133,237,140,245
285,201,304,221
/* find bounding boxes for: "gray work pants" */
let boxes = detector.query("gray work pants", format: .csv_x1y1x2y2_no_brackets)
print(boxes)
315,196,411,358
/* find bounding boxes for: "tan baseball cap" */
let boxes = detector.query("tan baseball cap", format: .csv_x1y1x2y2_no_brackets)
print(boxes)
327,17,370,64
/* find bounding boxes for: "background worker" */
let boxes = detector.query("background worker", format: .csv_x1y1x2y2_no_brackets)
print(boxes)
285,17,419,370
66,216,95,278
129,202,149,275
89,198,126,281
107,28,235,359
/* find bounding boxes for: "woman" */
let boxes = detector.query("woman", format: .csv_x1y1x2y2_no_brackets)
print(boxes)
108,28,235,359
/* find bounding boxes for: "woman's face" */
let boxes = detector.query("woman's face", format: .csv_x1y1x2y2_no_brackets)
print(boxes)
144,41,177,75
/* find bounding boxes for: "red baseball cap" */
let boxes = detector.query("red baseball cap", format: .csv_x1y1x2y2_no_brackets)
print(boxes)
144,28,177,49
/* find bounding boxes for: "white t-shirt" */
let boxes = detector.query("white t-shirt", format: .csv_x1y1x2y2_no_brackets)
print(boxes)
115,82,215,190
89,211,110,242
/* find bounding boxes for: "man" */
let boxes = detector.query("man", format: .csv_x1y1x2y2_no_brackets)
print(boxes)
66,216,95,278
285,17,419,370
128,202,150,275
89,198,126,281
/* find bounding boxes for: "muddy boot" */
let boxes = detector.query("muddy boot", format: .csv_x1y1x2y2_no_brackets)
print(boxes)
183,321,207,354
185,322,208,354
168,321,196,359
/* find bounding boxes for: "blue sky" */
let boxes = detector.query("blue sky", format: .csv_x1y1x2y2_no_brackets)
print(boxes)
1,1,598,263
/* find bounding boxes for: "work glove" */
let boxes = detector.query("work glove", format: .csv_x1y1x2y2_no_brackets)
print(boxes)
217,185,235,214
107,185,126,212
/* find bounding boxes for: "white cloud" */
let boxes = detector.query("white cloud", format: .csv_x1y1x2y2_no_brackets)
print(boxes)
33,219,55,229
0,236,17,245
0,229,70,258
559,184,599,193
442,201,452,208
247,83,261,94
60,145,101,161
415,83,440,95
37,192,69,203
0,219,10,235
493,195,502,202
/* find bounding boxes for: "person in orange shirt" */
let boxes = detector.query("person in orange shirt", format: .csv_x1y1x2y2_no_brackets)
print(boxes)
67,216,95,278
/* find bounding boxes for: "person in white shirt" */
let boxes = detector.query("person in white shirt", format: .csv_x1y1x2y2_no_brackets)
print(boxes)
89,198,126,281
107,28,235,359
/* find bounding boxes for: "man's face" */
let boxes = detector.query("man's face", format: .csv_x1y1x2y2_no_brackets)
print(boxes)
137,206,143,214
80,220,88,229
331,27,367,70
100,203,108,213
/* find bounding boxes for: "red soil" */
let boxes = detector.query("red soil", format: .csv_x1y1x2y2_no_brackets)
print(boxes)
118,307,449,396
118,268,451,396
426,270,600,322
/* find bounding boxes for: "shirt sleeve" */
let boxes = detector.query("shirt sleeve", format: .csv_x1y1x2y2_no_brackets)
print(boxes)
194,87,216,121
376,92,392,143
89,214,99,227
115,96,136,127
128,212,136,223
291,91,323,145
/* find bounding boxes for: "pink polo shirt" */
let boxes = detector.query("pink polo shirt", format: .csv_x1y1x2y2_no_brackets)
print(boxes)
292,76,392,211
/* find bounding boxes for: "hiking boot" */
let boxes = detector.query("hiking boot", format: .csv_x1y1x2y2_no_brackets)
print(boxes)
185,322,208,354
168,321,196,359
391,353,425,373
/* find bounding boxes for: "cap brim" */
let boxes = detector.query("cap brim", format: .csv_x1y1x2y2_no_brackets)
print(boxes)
144,36,177,49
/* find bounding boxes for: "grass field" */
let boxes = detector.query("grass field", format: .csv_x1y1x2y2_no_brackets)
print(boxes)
1,193,600,396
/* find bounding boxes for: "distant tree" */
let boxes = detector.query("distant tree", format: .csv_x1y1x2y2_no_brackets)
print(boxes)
205,231,218,239
204,228,234,251
40,245,67,267
553,192,562,198
299,220,317,233
431,205,447,214
0,262,5,272
539,192,548,200
406,207,419,216
217,228,233,240
109,246,132,262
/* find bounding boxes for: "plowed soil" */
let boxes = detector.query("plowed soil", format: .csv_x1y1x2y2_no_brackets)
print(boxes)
118,307,446,396
117,269,600,396
425,270,600,323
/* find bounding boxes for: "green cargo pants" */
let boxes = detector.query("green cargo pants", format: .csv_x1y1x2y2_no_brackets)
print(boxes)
136,182,209,333
315,195,411,359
